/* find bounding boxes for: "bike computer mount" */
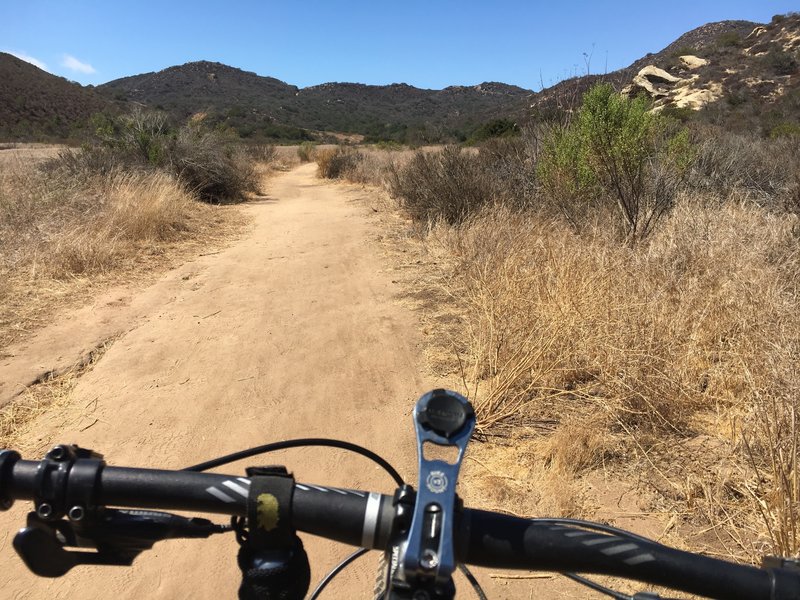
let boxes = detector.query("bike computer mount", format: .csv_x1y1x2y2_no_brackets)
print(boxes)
399,389,475,596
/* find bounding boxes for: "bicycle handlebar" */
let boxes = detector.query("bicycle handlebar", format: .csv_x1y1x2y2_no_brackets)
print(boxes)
3,453,799,599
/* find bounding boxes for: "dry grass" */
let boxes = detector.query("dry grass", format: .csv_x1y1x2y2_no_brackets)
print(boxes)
414,198,800,559
315,146,362,180
0,151,248,349
313,145,450,188
0,339,113,452
338,124,800,564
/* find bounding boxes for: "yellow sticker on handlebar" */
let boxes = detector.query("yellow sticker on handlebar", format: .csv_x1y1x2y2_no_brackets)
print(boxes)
256,493,280,531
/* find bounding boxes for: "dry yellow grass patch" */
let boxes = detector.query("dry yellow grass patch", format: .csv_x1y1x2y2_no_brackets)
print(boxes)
0,158,247,348
410,199,800,560
0,340,113,452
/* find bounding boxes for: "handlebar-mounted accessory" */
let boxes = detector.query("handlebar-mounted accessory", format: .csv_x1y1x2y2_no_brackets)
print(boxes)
8,445,227,577
235,466,310,600
398,389,476,598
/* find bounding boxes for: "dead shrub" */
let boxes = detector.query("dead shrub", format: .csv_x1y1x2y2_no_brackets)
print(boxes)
388,146,494,224
316,146,364,179
538,419,619,475
476,131,544,211
690,126,800,205
170,126,258,203
246,144,278,164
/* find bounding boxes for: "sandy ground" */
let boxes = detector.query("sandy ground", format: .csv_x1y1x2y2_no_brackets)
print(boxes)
0,163,628,598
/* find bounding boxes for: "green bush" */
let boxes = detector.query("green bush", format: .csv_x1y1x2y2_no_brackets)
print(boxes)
660,105,695,122
538,83,692,240
91,109,170,166
374,140,404,151
716,32,741,48
50,109,257,203
466,118,520,145
765,49,798,76
297,141,316,162
770,122,800,138
726,90,749,106
670,45,699,58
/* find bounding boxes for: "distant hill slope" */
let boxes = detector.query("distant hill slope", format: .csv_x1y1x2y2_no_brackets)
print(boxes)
529,16,800,135
98,61,531,142
0,53,111,140
528,20,760,115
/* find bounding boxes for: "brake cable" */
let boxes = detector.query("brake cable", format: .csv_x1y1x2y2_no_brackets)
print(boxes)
182,437,405,486
181,427,488,598
308,547,370,600
183,438,408,598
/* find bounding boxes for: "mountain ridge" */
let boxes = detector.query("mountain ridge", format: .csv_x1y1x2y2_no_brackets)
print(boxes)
1,14,798,142
96,61,532,142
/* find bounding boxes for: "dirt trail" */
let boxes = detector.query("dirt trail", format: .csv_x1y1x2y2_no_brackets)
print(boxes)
0,164,604,599
0,163,437,598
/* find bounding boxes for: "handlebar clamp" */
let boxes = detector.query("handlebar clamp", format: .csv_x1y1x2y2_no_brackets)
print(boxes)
32,445,104,521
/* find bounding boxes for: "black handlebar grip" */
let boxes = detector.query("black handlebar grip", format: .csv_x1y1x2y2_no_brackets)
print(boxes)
0,450,21,510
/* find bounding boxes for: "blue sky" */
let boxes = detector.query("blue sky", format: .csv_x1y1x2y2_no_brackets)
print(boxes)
1,1,797,90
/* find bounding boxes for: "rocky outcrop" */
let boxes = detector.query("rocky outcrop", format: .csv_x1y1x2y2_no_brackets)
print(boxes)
679,55,709,69
622,62,723,111
622,66,683,99
672,81,723,109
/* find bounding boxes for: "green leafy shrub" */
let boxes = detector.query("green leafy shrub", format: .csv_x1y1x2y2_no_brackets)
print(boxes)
770,122,800,138
716,32,741,48
660,105,695,122
466,118,520,145
670,45,699,58
765,49,798,76
538,83,692,240
726,90,749,107
374,140,404,151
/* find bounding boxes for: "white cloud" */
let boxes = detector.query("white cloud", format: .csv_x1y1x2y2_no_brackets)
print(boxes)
6,51,48,71
61,54,96,74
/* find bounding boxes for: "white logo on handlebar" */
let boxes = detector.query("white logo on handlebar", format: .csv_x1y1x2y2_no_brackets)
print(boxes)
426,471,448,493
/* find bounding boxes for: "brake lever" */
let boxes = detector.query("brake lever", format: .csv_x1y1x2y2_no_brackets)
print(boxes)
14,508,228,577
403,389,475,588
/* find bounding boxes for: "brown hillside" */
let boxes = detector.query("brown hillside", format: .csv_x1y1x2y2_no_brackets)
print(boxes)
0,53,110,140
99,61,531,142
